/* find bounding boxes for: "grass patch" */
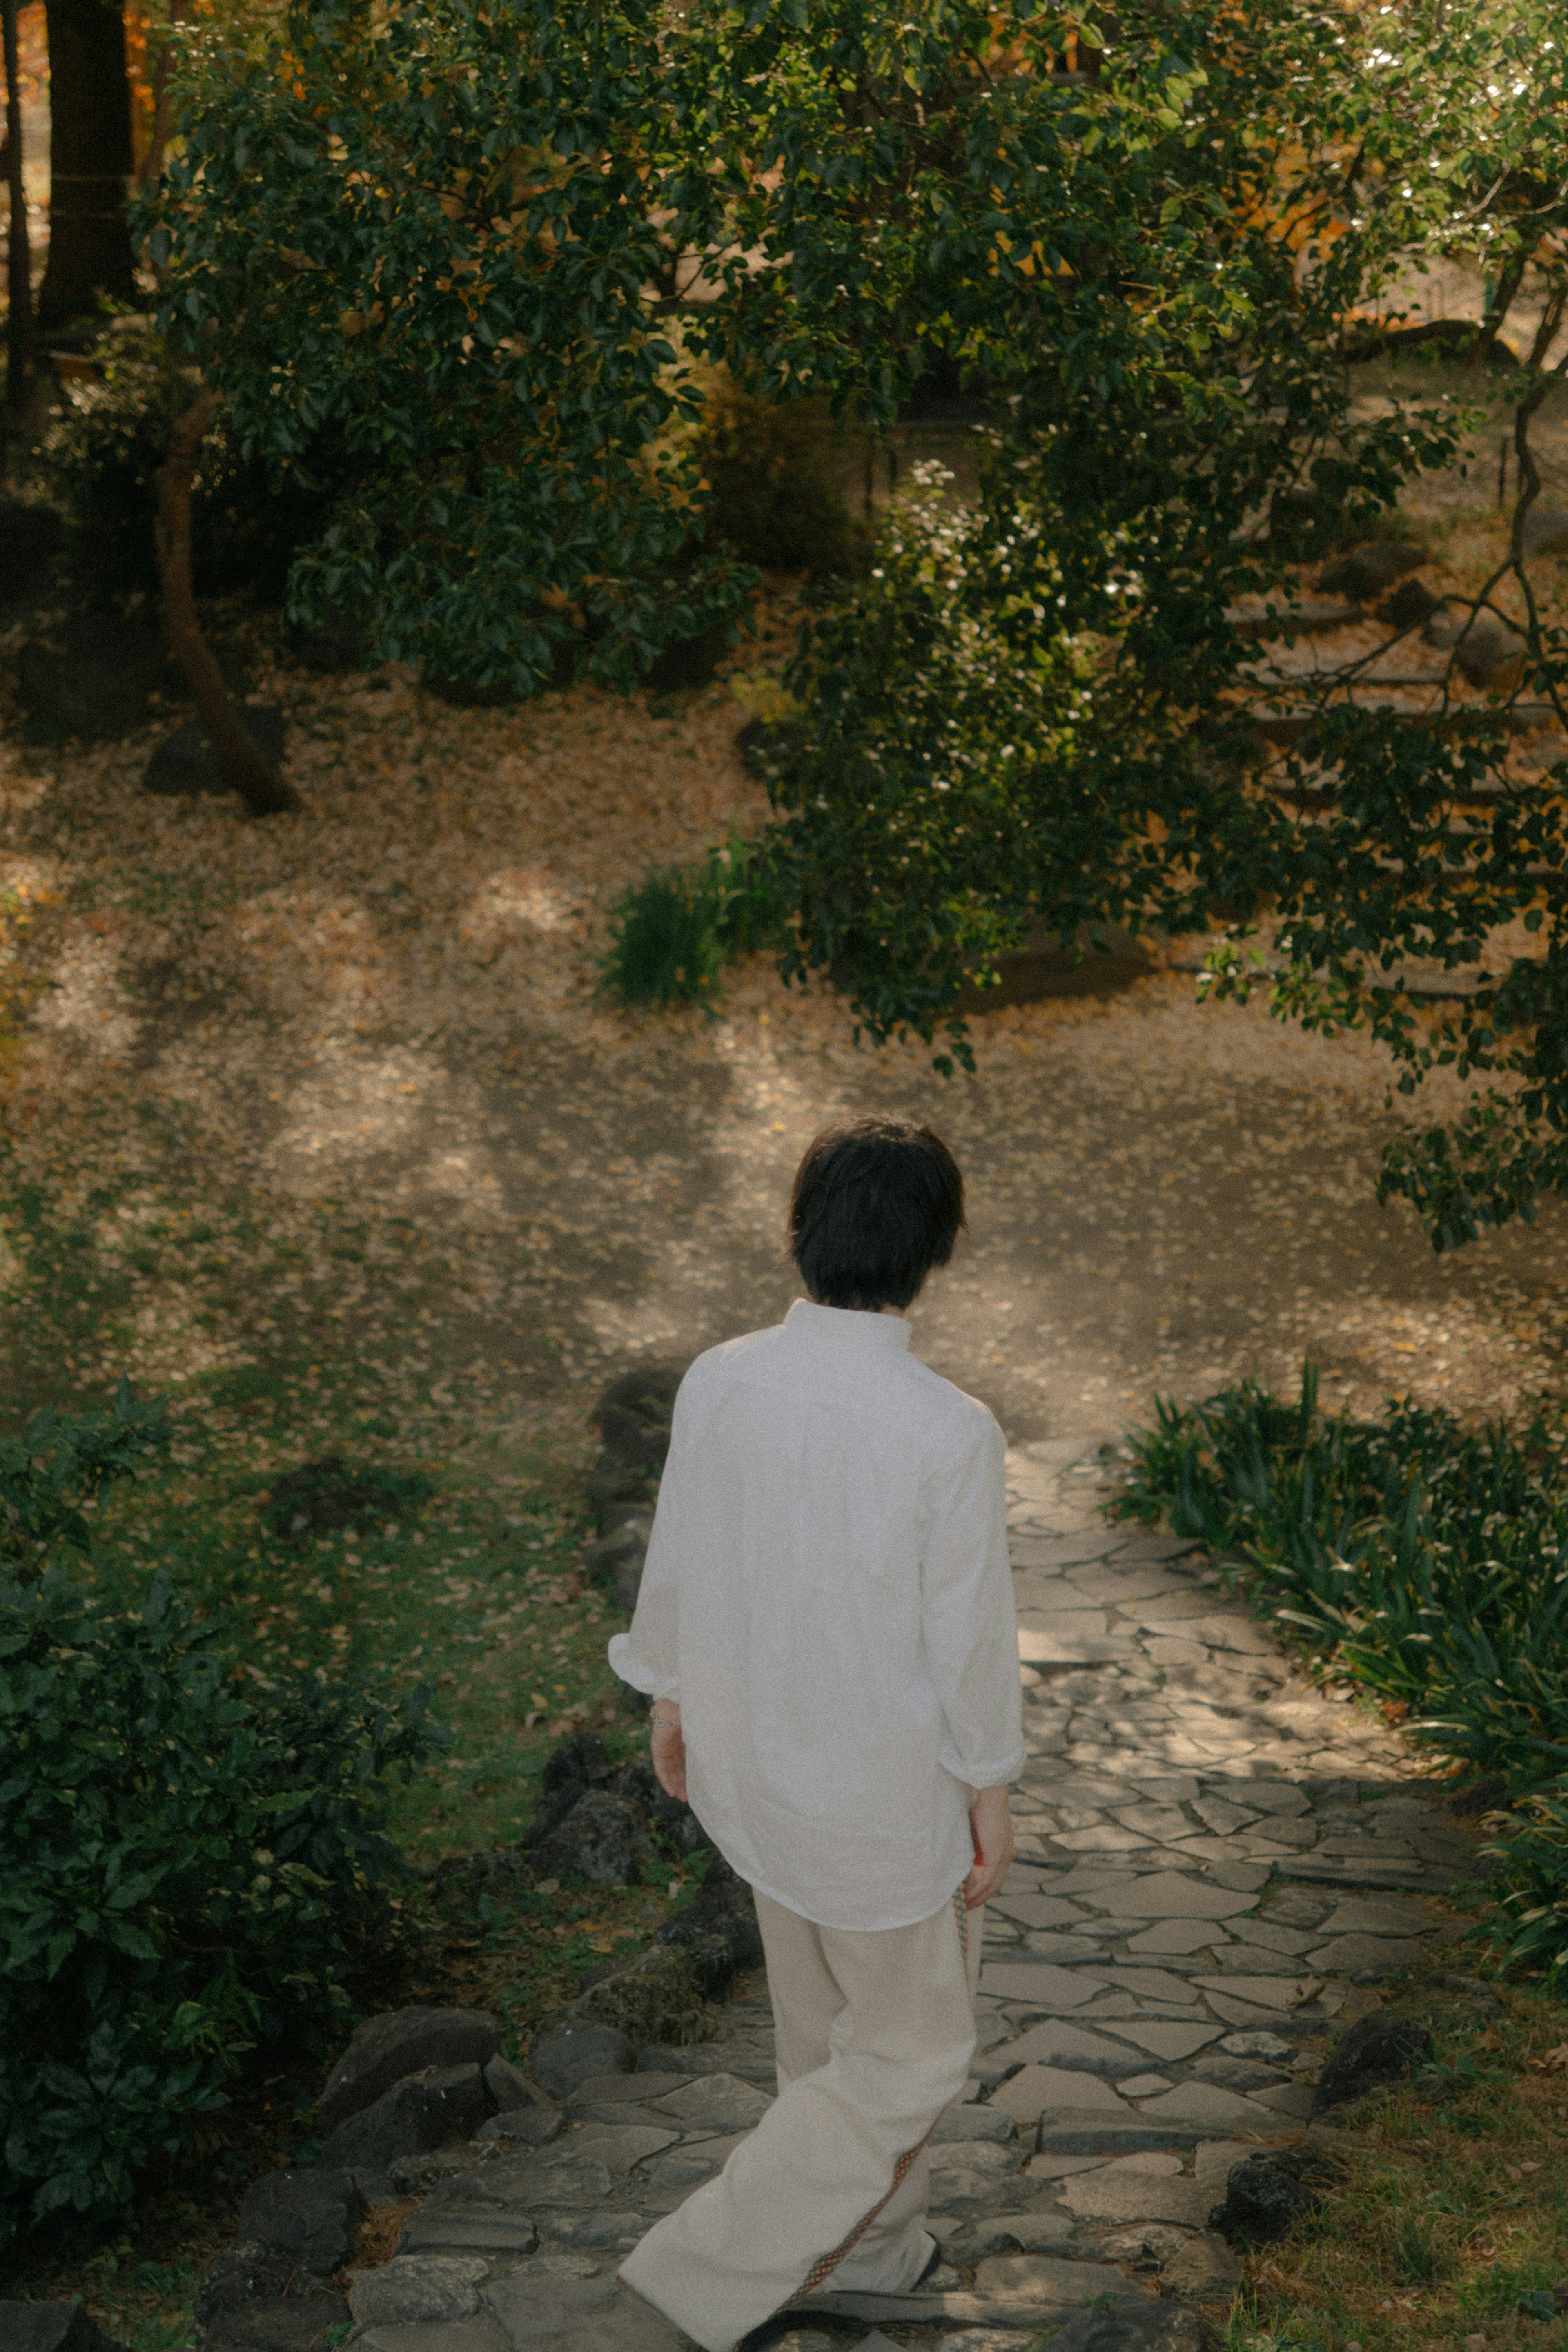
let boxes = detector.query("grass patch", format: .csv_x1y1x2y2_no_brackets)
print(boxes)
80,1409,623,1862
1233,1992,1568,2352
599,829,790,1010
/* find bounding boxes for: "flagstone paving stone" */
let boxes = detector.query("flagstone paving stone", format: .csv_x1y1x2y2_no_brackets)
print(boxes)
325,1442,1486,2350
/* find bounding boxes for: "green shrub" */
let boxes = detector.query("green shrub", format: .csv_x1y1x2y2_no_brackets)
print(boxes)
1116,1364,1568,1785
599,833,790,1009
695,385,863,578
757,460,1100,1070
38,317,342,599
1116,1366,1568,1980
1489,1781,1568,1977
0,1561,448,2247
2,1381,169,1575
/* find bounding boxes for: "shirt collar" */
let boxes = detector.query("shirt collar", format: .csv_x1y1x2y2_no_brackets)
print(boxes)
784,1298,913,1351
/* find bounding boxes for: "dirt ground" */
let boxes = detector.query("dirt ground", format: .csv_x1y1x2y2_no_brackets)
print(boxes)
4,571,1568,1455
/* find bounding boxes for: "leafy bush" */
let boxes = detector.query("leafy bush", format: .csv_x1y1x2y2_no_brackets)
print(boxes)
0,1561,448,2247
600,833,790,1009
2,1381,169,1575
1117,1364,1568,1783
755,462,1099,1070
694,384,863,578
39,317,342,598
1489,1782,1568,1977
1116,1366,1568,1976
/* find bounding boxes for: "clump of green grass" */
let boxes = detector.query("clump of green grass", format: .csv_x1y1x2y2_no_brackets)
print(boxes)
1230,1993,1568,2352
1114,1362,1568,1976
599,831,791,1009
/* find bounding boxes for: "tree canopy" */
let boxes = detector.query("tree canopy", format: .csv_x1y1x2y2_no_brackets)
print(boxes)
144,0,1568,1246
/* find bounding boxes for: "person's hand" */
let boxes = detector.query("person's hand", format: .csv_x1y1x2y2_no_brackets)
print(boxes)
650,1704,687,1805
962,1783,1015,1910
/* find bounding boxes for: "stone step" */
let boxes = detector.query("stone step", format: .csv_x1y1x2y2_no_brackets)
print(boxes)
1033,2116,1217,2155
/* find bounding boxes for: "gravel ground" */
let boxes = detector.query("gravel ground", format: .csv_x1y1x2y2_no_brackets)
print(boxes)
4,448,1568,1455
4,689,1568,1454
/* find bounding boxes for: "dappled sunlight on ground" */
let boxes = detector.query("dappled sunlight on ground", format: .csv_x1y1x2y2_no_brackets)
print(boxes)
3,548,1568,1454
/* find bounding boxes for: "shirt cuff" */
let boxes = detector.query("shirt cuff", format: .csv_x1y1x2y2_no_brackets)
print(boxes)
606,1631,679,1701
938,1741,1025,1789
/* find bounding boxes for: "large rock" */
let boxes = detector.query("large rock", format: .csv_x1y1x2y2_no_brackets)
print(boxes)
0,2306,131,2352
655,1850,764,1994
572,1946,719,2046
233,2168,365,2267
1208,2149,1341,2245
531,1790,654,1887
318,2006,500,2136
1378,577,1443,631
587,1448,658,1528
530,1730,615,1842
474,2105,564,2145
584,1512,653,1613
317,2062,490,2171
144,706,287,800
1319,540,1423,602
530,2019,637,2098
610,1754,707,1855
594,1365,683,1474
1311,2008,1434,2116
1424,605,1521,686
482,2053,555,2115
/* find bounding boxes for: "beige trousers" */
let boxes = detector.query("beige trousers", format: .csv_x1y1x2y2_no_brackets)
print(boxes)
618,1884,982,2352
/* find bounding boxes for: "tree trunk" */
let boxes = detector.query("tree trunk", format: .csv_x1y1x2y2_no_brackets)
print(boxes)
3,0,33,410
156,391,299,817
2,0,33,410
37,0,134,331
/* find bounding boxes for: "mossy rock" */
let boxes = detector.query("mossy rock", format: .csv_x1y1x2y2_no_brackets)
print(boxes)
571,1948,719,2047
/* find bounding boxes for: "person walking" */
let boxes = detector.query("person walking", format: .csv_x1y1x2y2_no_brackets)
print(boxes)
608,1115,1024,2352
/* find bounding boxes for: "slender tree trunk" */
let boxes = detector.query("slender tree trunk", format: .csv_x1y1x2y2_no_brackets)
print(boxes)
137,0,183,196
37,0,135,332
156,391,298,817
3,0,33,411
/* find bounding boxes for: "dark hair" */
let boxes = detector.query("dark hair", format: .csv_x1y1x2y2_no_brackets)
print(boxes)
788,1119,966,1312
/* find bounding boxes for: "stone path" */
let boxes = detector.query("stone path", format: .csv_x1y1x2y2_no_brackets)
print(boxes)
338,1442,1485,2352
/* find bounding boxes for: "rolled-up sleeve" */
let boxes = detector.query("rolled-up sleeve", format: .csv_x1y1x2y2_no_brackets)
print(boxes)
606,1391,688,1701
919,1411,1024,1790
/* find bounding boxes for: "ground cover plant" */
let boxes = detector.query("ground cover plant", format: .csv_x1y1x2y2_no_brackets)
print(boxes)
599,829,790,1010
1231,1988,1568,2352
0,1383,458,2249
1115,1365,1568,1975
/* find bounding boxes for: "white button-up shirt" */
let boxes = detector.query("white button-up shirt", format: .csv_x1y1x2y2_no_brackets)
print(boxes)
607,1299,1024,1932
